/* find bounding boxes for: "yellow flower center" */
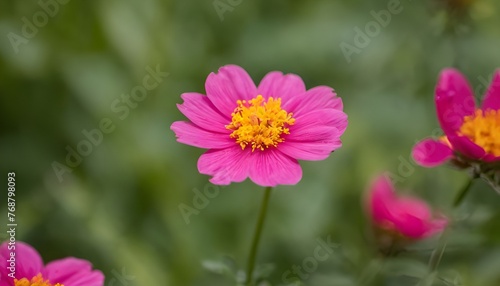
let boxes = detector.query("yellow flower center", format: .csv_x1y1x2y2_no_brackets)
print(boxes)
459,109,500,156
15,273,63,286
226,95,295,151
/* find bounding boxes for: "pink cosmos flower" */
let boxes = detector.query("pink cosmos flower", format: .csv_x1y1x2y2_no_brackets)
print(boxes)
367,175,447,239
0,241,104,286
412,68,500,167
171,65,347,187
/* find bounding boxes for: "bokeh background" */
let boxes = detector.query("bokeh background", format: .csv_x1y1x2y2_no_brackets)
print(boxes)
1,0,500,285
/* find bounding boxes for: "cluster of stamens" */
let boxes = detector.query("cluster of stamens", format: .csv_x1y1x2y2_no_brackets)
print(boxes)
226,95,295,151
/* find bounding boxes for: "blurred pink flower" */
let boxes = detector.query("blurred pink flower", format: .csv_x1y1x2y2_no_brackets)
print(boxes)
0,241,104,286
412,68,500,167
367,175,447,239
171,65,347,187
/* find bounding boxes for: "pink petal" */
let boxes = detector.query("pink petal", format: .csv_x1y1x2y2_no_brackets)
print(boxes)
482,154,500,163
248,150,302,187
448,135,486,160
171,121,234,149
392,212,431,238
205,65,257,116
284,86,343,116
257,71,306,103
481,70,500,111
390,199,433,237
0,242,43,283
291,109,348,137
396,198,432,220
177,92,230,132
435,68,476,135
367,176,447,239
412,139,454,167
424,217,448,238
424,218,448,237
278,127,342,161
278,109,346,160
44,258,104,286
389,198,446,238
368,175,397,224
197,146,252,185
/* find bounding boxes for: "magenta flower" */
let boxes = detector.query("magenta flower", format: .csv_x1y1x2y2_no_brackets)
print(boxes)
367,175,447,240
412,68,500,167
171,65,347,186
0,241,104,286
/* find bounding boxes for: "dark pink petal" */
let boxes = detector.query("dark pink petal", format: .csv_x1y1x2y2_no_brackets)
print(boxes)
423,217,448,238
278,127,342,160
205,65,258,116
177,92,230,132
0,242,43,284
368,175,397,224
197,146,252,185
171,121,234,149
284,86,343,116
44,258,104,286
435,68,476,135
393,214,430,238
448,135,486,160
412,139,454,167
481,70,500,111
278,108,346,161
396,198,432,220
482,154,500,163
248,150,302,187
257,71,306,103
292,108,348,136
289,108,347,139
367,176,447,239
389,198,433,238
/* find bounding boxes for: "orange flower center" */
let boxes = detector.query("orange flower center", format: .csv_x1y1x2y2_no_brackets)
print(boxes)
226,95,295,151
459,109,500,156
14,273,63,286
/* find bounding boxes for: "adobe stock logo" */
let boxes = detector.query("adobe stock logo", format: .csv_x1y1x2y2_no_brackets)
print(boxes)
178,183,224,225
213,0,243,21
178,166,231,224
7,0,71,54
51,65,169,182
281,235,340,283
107,268,135,286
340,0,404,63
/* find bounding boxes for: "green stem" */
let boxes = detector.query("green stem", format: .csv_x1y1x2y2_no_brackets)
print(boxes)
245,186,272,285
428,235,448,272
453,177,475,207
423,175,475,283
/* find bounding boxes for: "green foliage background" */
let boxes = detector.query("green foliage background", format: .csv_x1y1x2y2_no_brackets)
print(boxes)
1,0,500,285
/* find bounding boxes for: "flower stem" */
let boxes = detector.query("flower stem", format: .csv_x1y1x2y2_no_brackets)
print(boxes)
428,234,448,272
453,177,475,207
424,175,476,283
245,186,272,285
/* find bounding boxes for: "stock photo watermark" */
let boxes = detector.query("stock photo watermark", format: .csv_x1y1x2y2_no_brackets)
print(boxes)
107,268,136,286
179,183,226,224
340,0,405,63
5,172,17,279
51,65,169,182
7,0,71,54
281,235,340,283
213,0,244,21
386,71,496,185
178,164,233,224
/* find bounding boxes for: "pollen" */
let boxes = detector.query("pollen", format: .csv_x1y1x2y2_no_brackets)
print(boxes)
226,95,295,151
15,273,63,286
459,109,500,156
